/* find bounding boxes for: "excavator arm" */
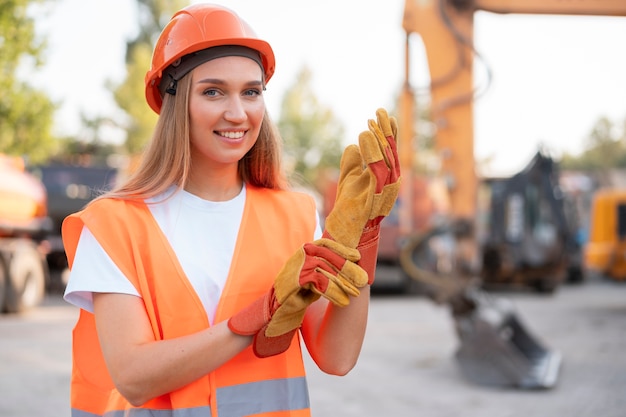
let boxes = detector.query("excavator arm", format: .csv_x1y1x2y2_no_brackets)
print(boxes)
400,0,626,222
396,0,626,389
475,0,626,16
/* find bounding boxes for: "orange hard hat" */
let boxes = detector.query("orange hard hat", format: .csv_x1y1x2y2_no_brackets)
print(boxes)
145,4,276,114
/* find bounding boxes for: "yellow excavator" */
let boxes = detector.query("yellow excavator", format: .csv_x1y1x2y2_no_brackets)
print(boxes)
584,189,626,281
389,0,626,389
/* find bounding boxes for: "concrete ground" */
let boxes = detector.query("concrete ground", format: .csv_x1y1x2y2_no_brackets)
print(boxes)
305,275,626,417
1,274,625,417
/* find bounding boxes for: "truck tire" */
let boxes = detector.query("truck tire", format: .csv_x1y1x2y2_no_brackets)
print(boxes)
5,242,46,313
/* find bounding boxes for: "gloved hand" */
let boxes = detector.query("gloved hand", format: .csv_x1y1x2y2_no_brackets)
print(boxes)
323,108,401,283
228,238,368,358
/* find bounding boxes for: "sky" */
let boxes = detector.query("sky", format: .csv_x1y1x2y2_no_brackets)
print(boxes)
27,0,626,176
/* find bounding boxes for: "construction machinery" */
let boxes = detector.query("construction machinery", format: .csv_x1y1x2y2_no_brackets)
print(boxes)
0,155,51,313
479,150,582,292
0,156,117,313
28,163,119,288
584,188,626,281
376,0,626,389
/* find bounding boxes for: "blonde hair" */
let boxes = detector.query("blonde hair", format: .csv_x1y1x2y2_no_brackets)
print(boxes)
103,73,288,201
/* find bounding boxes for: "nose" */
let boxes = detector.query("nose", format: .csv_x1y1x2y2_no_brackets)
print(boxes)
224,96,247,123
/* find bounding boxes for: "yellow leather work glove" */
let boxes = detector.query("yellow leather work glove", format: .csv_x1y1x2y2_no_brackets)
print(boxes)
323,108,401,284
228,238,368,358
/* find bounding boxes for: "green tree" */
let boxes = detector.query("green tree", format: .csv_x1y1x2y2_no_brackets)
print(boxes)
278,66,344,191
561,116,626,171
110,0,188,155
52,114,122,166
0,0,57,163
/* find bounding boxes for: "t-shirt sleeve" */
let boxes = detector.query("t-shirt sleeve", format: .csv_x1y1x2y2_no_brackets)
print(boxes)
63,225,140,313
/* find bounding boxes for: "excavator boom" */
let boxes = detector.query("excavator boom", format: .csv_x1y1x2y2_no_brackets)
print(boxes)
396,0,626,389
401,0,626,221
476,0,626,16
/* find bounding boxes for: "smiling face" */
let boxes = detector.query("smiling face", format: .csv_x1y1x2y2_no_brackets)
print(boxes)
188,55,266,176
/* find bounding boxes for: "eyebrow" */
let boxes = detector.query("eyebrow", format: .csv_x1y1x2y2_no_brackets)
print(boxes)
195,78,263,87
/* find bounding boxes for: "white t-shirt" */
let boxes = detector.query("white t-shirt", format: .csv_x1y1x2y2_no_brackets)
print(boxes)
64,185,322,324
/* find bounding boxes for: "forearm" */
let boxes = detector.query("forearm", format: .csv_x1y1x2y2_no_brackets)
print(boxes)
117,324,250,405
302,285,370,375
93,293,251,406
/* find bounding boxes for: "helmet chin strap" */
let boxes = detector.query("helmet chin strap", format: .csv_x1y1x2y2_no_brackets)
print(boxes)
158,45,265,97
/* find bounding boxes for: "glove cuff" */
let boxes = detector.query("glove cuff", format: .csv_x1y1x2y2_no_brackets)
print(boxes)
253,327,298,358
229,289,299,358
357,224,381,285
228,289,275,336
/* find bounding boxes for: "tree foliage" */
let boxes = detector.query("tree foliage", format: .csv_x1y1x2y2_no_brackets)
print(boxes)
111,0,188,155
278,66,344,191
560,116,626,171
0,0,57,163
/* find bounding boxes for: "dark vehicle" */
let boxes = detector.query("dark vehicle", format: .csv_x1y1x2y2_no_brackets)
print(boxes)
29,164,118,288
479,151,583,292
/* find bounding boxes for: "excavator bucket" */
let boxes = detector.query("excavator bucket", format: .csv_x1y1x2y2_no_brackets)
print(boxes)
453,290,561,389
399,225,562,389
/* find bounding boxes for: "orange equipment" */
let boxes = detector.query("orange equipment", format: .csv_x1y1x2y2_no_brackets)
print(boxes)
144,3,275,114
0,154,51,313
399,0,626,229
584,189,626,281
0,155,47,233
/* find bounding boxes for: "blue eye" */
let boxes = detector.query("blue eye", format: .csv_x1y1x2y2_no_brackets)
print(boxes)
244,89,262,97
203,89,219,97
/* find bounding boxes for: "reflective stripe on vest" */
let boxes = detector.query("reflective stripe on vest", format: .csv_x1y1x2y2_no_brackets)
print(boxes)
63,186,317,417
71,377,309,417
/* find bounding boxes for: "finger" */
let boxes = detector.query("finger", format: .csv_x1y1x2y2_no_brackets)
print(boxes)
359,130,386,168
300,266,352,306
304,243,344,267
376,108,394,139
308,242,368,294
360,131,391,194
303,242,366,298
390,115,398,140
336,259,369,289
366,119,391,167
373,109,395,168
314,267,360,302
315,238,362,262
301,244,358,296
338,144,365,182
383,115,400,181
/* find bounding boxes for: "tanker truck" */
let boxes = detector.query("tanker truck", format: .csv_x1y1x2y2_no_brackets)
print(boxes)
0,154,51,313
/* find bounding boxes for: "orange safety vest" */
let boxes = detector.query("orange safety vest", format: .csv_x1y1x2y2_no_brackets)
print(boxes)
62,185,318,417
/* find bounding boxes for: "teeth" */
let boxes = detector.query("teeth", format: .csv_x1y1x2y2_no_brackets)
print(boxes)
219,131,245,139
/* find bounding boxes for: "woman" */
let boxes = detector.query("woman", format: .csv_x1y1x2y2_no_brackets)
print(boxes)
62,4,399,417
